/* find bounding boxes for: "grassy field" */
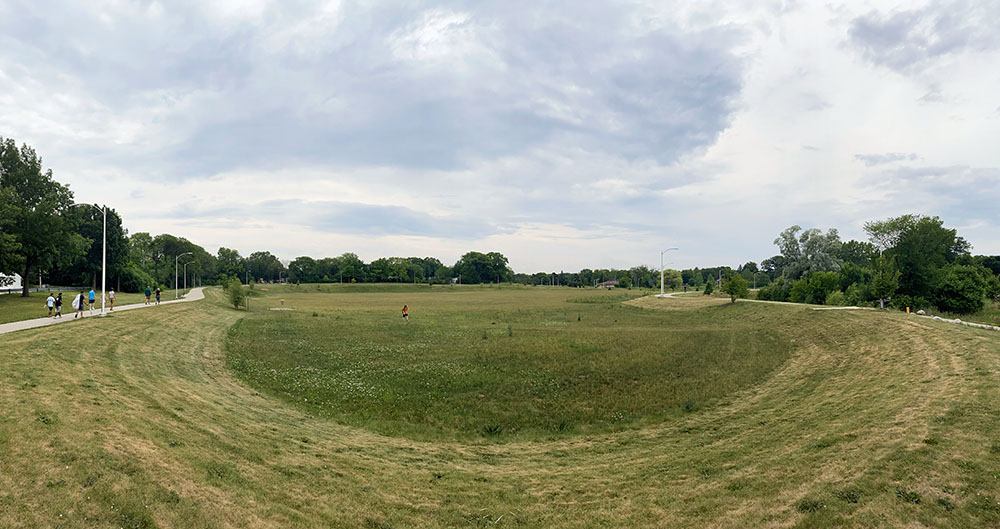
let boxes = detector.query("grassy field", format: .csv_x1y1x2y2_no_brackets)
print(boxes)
929,300,1000,326
2,284,1000,528
225,285,791,439
0,289,189,325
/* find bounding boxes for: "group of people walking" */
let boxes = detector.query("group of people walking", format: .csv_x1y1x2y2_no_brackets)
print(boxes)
45,288,113,319
43,285,162,319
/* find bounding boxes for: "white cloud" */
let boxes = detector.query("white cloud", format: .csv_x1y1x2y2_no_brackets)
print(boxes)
1,0,998,272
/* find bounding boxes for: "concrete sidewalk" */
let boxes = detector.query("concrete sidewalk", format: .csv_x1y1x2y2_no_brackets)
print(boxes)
0,287,205,336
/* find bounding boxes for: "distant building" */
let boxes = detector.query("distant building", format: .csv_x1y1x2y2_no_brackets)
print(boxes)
597,280,619,289
1,273,22,292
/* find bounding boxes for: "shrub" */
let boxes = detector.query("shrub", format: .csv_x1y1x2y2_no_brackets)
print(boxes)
118,264,157,293
703,281,714,296
758,277,791,302
825,290,847,306
721,271,749,303
891,294,931,312
934,265,987,314
226,278,247,310
789,278,809,303
844,283,870,306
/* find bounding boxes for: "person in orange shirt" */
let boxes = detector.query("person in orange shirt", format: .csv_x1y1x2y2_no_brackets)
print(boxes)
402,304,409,322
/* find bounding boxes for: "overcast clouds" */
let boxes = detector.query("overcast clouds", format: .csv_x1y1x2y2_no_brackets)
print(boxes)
1,0,998,271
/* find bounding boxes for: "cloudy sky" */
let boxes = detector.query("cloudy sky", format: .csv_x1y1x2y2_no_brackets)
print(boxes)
2,1,998,272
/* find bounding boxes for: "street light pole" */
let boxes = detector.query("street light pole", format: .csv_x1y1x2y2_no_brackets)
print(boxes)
183,260,192,290
660,247,679,297
71,203,107,316
175,252,192,299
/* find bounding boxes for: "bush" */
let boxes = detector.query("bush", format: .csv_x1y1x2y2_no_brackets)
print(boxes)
788,278,809,303
788,272,840,304
890,294,931,312
844,282,871,306
934,265,987,314
722,271,748,303
703,281,714,295
757,277,791,302
226,279,247,309
825,290,847,306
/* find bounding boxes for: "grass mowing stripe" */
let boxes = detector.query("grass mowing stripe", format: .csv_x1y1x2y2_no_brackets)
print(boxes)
2,285,1000,528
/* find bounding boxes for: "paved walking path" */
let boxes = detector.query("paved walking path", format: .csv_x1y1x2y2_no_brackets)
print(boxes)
0,287,205,336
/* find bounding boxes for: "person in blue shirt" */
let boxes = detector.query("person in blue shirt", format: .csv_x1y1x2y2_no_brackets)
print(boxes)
88,289,96,312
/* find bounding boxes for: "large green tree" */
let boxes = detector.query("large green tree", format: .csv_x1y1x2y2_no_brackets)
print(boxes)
0,186,20,286
866,215,969,302
288,256,318,283
48,205,129,289
216,247,246,281
453,251,512,284
871,254,901,310
773,225,843,279
0,138,86,296
246,251,285,282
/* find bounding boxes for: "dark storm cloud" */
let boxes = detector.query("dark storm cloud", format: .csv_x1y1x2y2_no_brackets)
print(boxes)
0,1,748,180
848,2,1000,74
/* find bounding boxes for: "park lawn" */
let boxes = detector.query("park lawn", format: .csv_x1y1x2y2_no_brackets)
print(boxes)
1,285,1000,528
225,284,792,439
0,289,189,325
925,300,1000,326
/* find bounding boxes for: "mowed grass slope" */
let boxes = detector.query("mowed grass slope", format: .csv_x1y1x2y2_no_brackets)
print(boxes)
0,286,999,528
225,285,791,439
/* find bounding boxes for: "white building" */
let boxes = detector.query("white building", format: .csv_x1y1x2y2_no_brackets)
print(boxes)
1,273,22,292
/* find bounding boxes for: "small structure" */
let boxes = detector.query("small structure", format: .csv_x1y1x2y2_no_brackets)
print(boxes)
0,273,22,293
597,280,619,289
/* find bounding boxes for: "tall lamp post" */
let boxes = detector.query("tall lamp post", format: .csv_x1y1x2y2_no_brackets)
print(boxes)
183,260,193,291
660,247,679,297
71,203,107,316
175,252,192,299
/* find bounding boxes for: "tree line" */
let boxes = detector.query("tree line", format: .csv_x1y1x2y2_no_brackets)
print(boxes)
4,138,998,312
0,138,519,295
752,216,1000,314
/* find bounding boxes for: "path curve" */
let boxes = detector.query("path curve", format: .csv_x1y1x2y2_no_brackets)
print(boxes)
0,287,206,336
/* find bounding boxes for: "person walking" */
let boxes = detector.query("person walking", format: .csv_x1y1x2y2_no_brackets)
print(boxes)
144,286,152,305
54,293,63,318
402,304,409,323
88,288,96,313
46,293,55,317
108,289,116,311
73,291,85,318
155,287,161,305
